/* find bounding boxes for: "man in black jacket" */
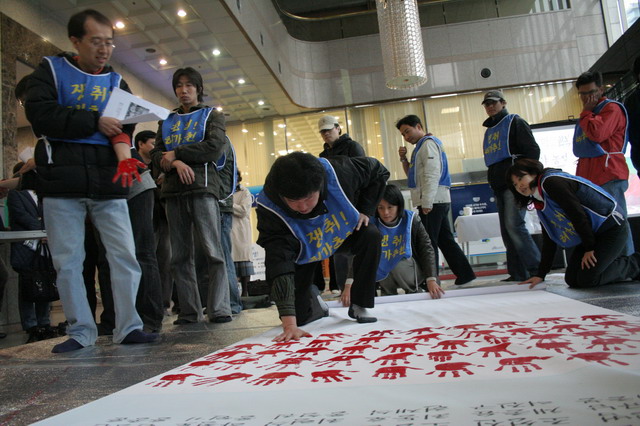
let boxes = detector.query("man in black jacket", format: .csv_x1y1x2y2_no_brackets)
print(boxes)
257,152,389,342
482,90,541,282
24,9,157,352
318,115,366,158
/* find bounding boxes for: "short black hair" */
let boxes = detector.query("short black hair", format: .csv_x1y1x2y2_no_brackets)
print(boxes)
172,67,204,102
236,169,243,183
506,158,544,208
266,152,324,200
15,74,31,101
68,9,113,39
134,130,156,151
395,114,423,130
376,184,405,218
576,71,603,89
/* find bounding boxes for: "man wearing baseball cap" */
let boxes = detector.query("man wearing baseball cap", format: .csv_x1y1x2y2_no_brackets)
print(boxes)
318,115,365,158
482,90,541,282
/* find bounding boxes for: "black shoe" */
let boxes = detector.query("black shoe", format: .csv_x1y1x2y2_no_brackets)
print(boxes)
37,326,58,340
173,318,197,325
97,323,114,336
26,327,40,343
455,275,476,285
500,276,519,282
56,321,68,336
348,306,377,324
210,316,232,324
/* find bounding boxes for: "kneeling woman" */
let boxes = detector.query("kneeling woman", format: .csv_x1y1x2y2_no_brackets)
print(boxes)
373,184,444,299
507,158,640,288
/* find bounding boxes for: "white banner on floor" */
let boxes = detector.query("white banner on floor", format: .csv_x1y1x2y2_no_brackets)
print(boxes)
37,288,640,425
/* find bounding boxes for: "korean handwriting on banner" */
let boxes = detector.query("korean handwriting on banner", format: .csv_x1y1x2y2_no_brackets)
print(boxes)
548,211,578,244
380,233,407,261
484,132,502,156
70,84,110,112
308,212,352,262
164,118,200,147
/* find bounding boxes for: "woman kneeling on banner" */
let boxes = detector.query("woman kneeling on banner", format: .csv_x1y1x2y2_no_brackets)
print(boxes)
507,158,640,289
370,184,444,299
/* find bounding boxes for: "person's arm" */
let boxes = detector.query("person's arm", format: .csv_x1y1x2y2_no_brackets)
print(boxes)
349,140,366,157
173,110,228,164
342,157,390,216
7,192,42,230
398,146,410,176
232,188,251,218
411,215,442,298
512,117,540,160
579,101,626,143
418,139,441,211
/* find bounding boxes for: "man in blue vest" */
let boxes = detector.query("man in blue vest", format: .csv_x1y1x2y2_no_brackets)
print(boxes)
257,152,389,342
397,115,475,285
24,9,158,352
482,90,541,282
150,67,232,325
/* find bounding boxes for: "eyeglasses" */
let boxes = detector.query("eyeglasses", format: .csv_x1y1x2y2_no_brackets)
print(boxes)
578,89,599,96
85,37,115,49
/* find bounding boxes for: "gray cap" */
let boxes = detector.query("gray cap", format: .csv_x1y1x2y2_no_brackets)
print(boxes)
482,90,505,104
318,115,339,131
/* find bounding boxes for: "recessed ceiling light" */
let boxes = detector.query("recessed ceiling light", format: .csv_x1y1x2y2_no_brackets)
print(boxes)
238,78,245,85
115,21,125,29
216,106,223,111
177,9,187,17
242,128,249,133
159,58,167,65
258,100,264,105
212,49,221,56
145,48,156,53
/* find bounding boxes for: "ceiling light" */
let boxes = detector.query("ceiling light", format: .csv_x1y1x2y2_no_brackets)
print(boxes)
216,106,223,111
278,124,286,128
238,78,245,85
159,58,167,65
242,128,249,133
286,132,292,137
540,96,556,103
115,21,125,29
441,107,460,114
177,9,187,17
296,144,301,148
212,49,221,56
258,100,264,105
258,142,263,145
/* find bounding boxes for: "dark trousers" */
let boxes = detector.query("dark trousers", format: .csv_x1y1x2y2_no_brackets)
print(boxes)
153,197,175,310
83,222,114,330
419,203,475,280
221,212,242,313
294,224,381,325
565,221,640,288
128,190,164,330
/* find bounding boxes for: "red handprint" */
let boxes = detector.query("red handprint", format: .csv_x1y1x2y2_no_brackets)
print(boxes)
311,370,354,383
470,341,517,358
267,341,300,349
372,352,418,366
527,333,566,342
294,347,332,356
212,357,260,370
581,314,620,321
336,344,374,355
531,340,575,353
382,342,425,353
192,373,252,387
231,343,264,351
575,330,611,339
452,323,484,333
249,372,303,386
426,362,483,378
181,360,218,370
365,330,394,337
596,320,631,329
146,373,202,387
491,321,523,328
427,351,465,362
256,349,291,357
567,352,634,366
547,324,586,333
496,356,551,373
458,329,503,343
307,339,334,347
204,349,249,360
406,326,441,334
408,332,443,343
319,333,351,339
586,337,640,351
261,357,313,370
535,317,569,324
316,355,368,367
433,339,469,350
373,366,421,379
349,336,389,345
507,327,541,336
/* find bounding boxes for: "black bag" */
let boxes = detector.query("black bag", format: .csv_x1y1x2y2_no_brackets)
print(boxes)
19,242,59,303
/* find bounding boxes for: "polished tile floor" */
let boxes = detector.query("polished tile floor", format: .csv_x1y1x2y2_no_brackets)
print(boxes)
0,272,638,425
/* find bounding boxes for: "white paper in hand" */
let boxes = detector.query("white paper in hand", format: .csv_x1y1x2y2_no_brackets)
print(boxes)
103,87,170,124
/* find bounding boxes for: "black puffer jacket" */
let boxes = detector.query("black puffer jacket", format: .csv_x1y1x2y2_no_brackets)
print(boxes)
24,52,134,199
319,134,365,158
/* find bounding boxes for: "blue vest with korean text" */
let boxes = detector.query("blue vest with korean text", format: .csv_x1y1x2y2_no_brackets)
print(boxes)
217,136,237,200
45,56,121,146
483,114,517,166
407,136,451,188
537,171,617,248
256,158,360,264
572,99,629,162
374,210,414,281
161,108,211,151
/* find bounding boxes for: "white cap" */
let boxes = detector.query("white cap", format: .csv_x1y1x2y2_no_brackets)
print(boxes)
318,115,339,131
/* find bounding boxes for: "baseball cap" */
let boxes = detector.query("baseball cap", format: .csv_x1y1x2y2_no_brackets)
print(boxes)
482,90,505,104
318,115,339,132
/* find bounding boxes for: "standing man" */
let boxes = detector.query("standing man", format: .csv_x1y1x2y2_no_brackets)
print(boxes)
24,9,158,352
396,115,475,285
257,152,389,342
150,67,232,325
574,71,631,253
482,90,541,282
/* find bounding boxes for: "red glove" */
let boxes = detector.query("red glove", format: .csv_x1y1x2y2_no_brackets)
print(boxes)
112,158,147,188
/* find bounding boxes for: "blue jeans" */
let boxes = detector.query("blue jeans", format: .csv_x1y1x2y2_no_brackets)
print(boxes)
495,189,540,281
165,194,231,321
18,284,50,330
43,197,143,346
221,212,242,314
600,179,634,255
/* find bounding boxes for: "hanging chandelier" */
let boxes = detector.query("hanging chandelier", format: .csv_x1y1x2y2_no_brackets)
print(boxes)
376,0,428,90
